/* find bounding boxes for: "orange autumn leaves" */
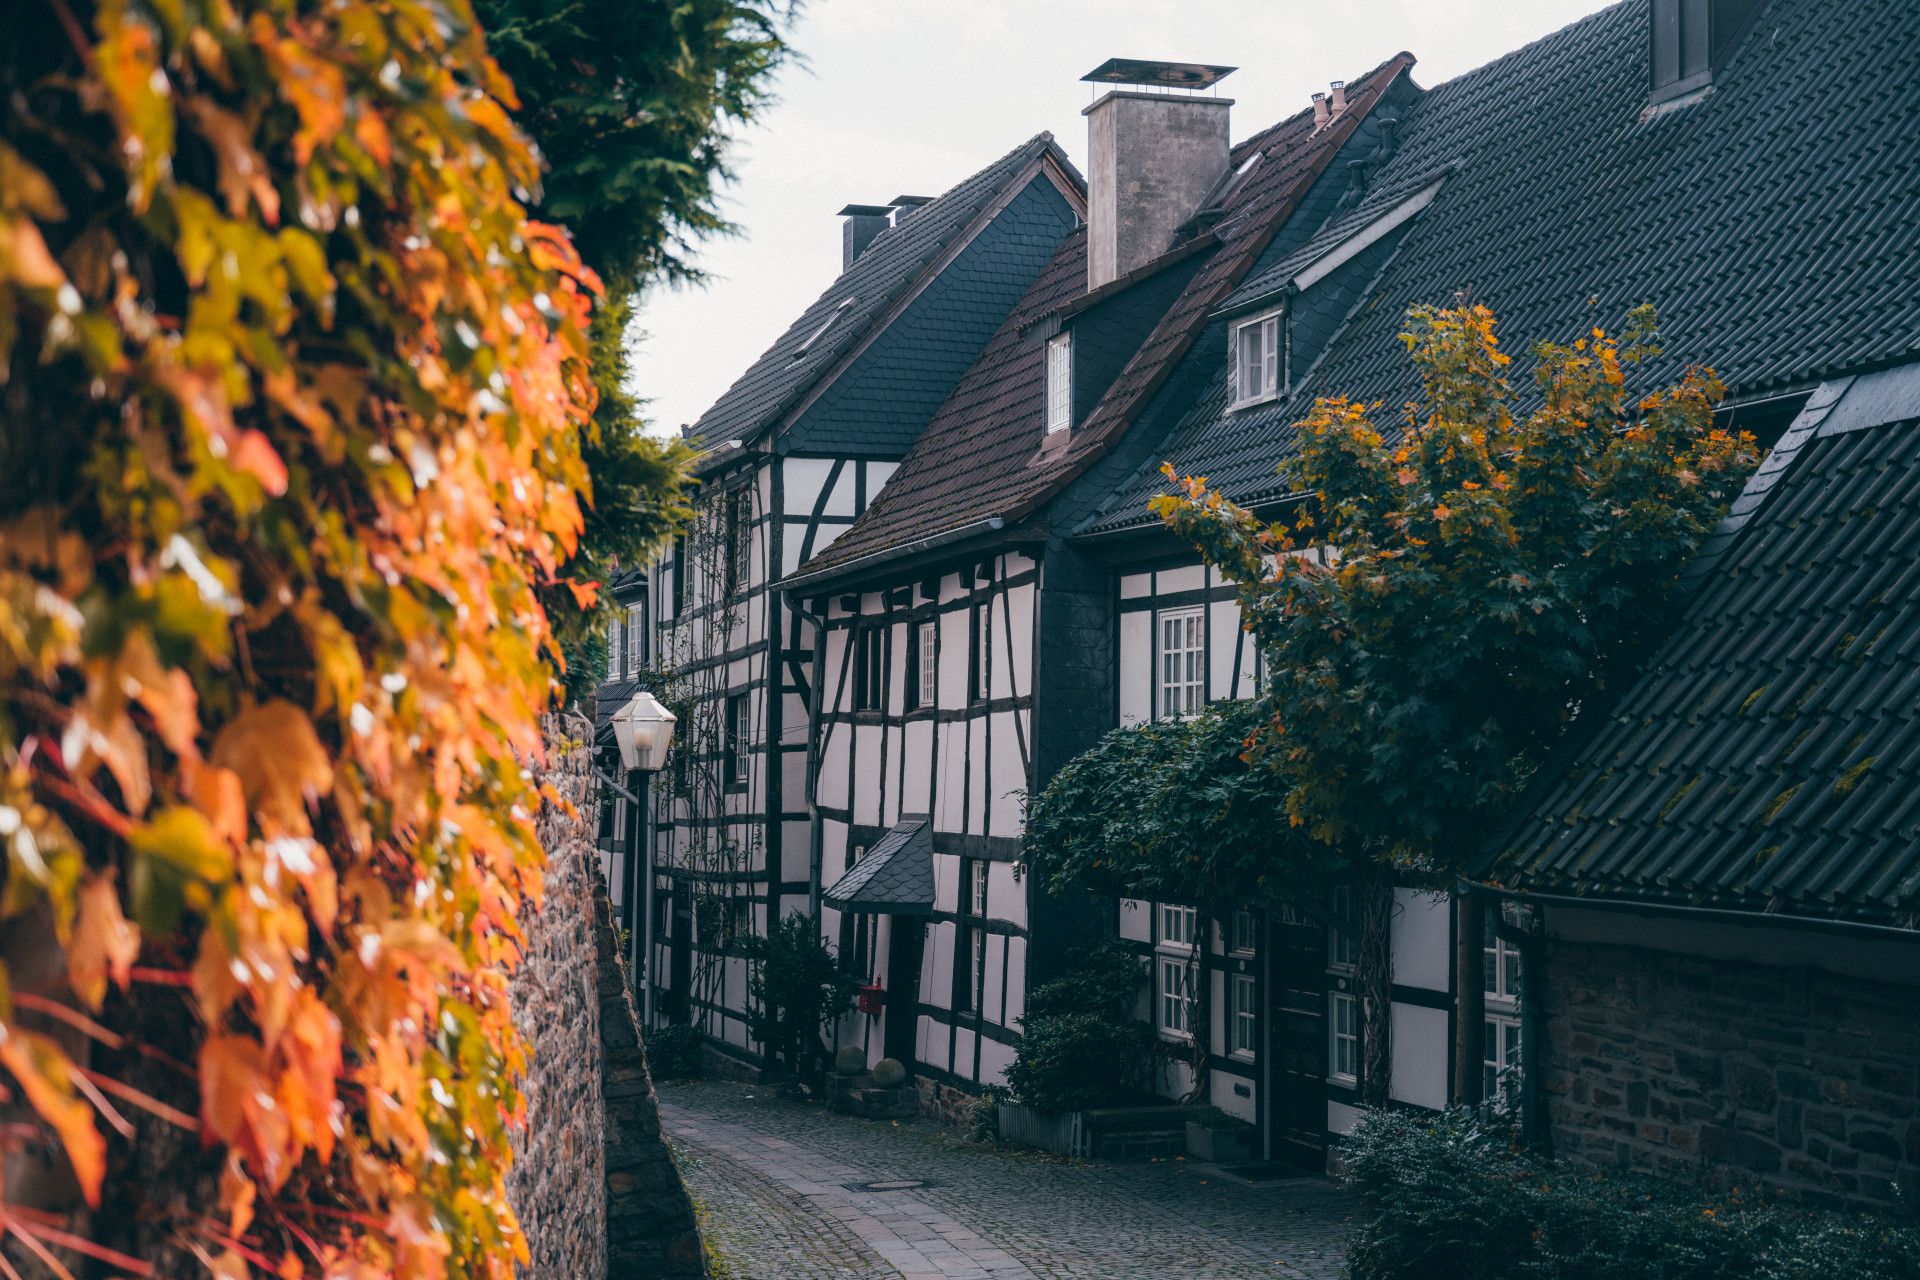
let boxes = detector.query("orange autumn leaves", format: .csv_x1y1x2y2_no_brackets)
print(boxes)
1,0,596,1276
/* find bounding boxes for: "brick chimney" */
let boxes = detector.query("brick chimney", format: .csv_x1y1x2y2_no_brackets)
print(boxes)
1081,59,1236,291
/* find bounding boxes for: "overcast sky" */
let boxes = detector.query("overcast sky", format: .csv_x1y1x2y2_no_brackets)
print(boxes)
630,0,1619,437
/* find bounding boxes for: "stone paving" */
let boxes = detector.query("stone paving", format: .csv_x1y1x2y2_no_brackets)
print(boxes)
660,1080,1354,1279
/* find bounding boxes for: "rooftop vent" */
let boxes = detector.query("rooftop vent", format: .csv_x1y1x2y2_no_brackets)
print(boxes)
1080,58,1236,291
1650,0,1763,108
889,194,933,224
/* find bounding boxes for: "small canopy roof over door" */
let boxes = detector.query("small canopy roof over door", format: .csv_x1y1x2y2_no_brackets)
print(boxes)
824,819,934,915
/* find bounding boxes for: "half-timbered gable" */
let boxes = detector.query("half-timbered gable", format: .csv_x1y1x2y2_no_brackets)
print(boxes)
627,134,1085,1065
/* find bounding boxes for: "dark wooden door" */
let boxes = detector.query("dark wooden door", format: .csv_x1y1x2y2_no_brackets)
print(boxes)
1267,911,1327,1168
883,916,924,1067
666,887,692,1023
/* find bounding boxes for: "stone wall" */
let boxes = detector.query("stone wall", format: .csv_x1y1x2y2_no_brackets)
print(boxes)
1542,937,1919,1210
509,717,705,1277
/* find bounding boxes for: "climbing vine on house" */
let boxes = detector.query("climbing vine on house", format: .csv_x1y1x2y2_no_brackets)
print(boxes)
0,0,610,1274
1036,304,1756,1108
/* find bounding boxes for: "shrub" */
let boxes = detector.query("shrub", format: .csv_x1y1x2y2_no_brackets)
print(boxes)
1340,1108,1920,1280
1006,940,1154,1112
645,1024,704,1081
737,914,856,1075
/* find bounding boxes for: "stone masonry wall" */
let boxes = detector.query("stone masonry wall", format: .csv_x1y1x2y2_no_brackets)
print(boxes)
509,717,704,1277
1542,938,1919,1211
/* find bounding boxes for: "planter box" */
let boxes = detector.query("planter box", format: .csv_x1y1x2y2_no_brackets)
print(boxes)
1186,1119,1255,1163
996,1101,1089,1158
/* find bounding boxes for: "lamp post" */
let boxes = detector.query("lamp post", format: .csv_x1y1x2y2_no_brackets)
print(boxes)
610,692,675,1027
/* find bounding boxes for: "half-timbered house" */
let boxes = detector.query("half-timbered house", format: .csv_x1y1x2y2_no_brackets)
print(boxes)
780,55,1422,1126
1075,0,1920,1177
633,136,1084,1066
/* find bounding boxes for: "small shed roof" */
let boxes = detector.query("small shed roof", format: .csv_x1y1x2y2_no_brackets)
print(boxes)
823,820,934,915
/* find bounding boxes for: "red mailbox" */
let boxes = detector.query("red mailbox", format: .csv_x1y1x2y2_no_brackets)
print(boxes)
856,983,885,1016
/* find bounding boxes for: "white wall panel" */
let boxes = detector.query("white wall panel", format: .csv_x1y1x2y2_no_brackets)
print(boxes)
1209,599,1244,702
1117,898,1151,942
1389,1002,1450,1110
926,920,955,1009
984,935,1006,1024
932,852,959,915
987,861,1027,930
1120,571,1152,600
967,719,988,834
1328,1100,1363,1135
1003,935,1027,1029
1157,564,1204,594
936,721,965,832
1119,610,1151,726
1392,889,1453,992
902,721,933,814
852,724,882,825
978,1036,1014,1088
1210,1073,1255,1124
987,711,1025,837
954,1027,977,1080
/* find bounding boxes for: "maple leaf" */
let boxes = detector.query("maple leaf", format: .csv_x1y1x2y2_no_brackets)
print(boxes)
211,701,333,836
67,872,140,1010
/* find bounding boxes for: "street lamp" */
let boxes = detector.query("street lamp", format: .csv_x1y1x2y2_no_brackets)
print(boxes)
611,691,676,774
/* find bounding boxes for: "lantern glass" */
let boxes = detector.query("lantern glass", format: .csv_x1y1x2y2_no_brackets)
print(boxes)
612,692,676,773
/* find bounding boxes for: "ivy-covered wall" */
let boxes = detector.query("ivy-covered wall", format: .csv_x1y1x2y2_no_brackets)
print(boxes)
510,719,705,1277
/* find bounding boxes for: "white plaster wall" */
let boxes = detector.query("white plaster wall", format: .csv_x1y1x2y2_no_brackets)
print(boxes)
902,720,934,814
1003,935,1027,1029
1117,898,1152,942
1389,1002,1450,1110
1118,610,1151,726
1392,889,1453,992
978,1036,1015,1088
1119,570,1152,600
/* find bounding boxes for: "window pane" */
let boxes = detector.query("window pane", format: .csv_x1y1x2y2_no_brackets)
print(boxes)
1262,316,1280,394
1237,323,1262,400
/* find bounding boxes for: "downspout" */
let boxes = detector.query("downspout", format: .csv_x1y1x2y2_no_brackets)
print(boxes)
1455,886,1485,1109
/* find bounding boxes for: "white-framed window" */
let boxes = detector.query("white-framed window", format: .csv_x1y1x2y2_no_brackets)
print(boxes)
854,627,883,711
724,488,750,592
1231,309,1282,408
1484,913,1523,1110
916,620,938,709
970,860,989,917
1230,910,1258,956
625,602,645,677
1329,990,1360,1084
1485,1012,1522,1111
724,693,749,789
1230,973,1258,1059
1156,903,1198,1040
969,602,991,704
1157,606,1204,719
1158,903,1197,948
607,614,623,678
1328,883,1359,969
1157,954,1194,1038
1044,332,1073,435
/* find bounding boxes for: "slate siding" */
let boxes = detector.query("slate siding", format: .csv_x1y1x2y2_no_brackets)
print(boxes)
1542,936,1920,1211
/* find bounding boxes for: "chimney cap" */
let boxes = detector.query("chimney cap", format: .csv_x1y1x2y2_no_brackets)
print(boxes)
888,195,934,207
837,203,893,218
1081,58,1236,90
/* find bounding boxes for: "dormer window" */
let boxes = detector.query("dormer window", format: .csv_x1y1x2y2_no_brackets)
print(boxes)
1044,332,1073,436
1230,308,1283,409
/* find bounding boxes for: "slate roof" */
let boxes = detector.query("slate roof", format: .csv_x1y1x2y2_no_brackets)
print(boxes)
683,133,1065,454
1481,364,1920,930
786,54,1415,587
823,820,934,915
1085,0,1920,533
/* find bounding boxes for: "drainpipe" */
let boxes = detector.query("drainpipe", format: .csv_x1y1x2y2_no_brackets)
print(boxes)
1455,886,1485,1109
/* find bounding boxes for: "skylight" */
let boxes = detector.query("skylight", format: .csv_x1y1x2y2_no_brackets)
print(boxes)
793,299,854,360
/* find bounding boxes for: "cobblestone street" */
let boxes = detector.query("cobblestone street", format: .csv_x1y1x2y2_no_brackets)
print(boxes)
660,1081,1354,1279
